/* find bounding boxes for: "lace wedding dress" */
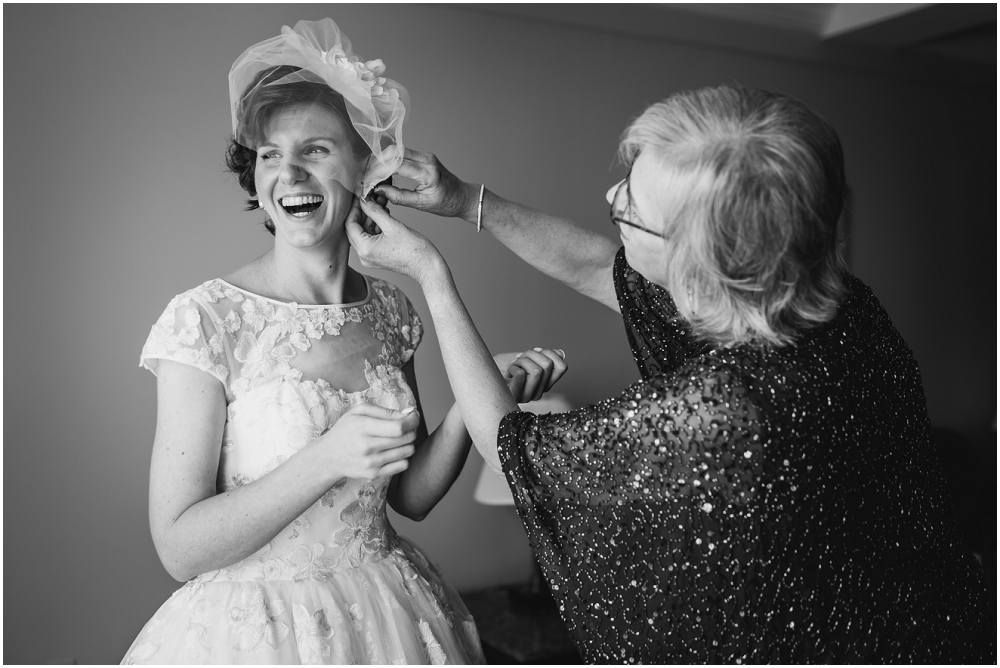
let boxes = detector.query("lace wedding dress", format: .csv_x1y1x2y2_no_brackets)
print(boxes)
123,276,484,664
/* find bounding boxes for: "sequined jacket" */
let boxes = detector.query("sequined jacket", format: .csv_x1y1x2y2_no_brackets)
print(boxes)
498,248,993,664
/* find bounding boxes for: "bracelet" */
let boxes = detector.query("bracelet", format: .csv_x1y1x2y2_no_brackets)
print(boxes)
476,184,485,233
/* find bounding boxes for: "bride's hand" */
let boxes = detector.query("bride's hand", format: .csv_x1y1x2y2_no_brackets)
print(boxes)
347,196,445,286
494,348,568,403
374,148,480,223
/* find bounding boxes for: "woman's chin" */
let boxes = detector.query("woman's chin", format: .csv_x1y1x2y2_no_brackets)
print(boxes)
276,218,347,250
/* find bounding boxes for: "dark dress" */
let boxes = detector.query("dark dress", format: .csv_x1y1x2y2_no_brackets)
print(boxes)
498,248,994,664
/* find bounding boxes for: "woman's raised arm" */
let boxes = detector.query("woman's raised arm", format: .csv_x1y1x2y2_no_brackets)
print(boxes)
377,148,621,312
348,197,552,472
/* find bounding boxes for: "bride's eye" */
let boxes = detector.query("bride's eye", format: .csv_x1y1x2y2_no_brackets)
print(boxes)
305,145,331,157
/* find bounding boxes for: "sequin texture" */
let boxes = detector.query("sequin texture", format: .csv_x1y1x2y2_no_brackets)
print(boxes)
498,249,993,663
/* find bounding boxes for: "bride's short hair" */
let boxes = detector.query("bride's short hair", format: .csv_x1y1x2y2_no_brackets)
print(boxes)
620,86,848,348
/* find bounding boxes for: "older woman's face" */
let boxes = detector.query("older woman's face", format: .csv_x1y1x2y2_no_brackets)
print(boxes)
254,103,363,248
607,151,669,285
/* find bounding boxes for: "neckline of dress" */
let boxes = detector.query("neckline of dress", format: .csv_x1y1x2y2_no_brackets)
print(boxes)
215,275,372,309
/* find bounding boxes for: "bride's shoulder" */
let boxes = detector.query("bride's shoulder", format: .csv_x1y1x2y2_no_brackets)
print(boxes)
220,257,268,296
158,277,248,316
361,272,412,304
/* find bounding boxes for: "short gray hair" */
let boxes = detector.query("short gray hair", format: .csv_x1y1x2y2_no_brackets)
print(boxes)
620,86,848,348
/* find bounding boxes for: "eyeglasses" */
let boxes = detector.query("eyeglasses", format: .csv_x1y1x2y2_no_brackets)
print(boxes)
609,169,665,239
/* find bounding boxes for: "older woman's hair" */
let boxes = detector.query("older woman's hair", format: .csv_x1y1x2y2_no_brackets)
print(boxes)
620,86,848,348
225,65,371,235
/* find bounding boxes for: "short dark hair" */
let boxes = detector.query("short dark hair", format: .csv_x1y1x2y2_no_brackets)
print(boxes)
620,86,848,347
224,65,371,235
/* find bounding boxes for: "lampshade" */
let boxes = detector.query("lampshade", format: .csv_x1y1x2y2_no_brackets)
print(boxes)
473,394,574,506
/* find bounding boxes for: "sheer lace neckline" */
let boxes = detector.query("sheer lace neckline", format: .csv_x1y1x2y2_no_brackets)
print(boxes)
215,275,371,309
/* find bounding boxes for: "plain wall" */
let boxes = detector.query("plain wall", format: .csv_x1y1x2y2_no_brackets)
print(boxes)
3,4,994,664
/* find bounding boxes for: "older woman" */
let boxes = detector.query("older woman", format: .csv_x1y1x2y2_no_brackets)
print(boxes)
349,86,994,663
123,19,565,665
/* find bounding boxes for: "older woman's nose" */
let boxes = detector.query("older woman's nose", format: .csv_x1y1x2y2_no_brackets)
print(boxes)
606,180,623,205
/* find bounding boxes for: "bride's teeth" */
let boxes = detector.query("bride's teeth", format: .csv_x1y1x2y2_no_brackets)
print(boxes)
280,195,323,206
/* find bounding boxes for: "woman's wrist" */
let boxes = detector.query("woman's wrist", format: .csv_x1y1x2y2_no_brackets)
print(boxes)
301,436,344,488
415,252,454,294
459,181,483,225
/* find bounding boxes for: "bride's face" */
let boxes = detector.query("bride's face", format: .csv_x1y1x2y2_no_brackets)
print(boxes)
254,103,365,249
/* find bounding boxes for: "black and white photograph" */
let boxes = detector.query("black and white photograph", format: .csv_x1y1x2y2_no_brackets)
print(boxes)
4,3,996,664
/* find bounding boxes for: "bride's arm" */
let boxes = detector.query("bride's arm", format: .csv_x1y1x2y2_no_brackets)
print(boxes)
386,377,470,522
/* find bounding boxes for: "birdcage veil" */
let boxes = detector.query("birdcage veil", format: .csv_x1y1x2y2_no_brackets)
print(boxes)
229,18,408,196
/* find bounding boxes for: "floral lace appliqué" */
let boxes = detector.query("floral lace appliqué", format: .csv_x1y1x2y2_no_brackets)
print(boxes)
229,585,289,652
292,603,336,664
333,481,392,567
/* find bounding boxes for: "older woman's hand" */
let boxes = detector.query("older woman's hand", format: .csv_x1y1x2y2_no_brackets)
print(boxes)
356,178,393,235
347,196,445,286
374,148,480,223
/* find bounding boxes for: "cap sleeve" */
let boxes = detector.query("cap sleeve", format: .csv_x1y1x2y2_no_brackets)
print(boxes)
396,290,423,366
613,247,709,380
140,291,229,386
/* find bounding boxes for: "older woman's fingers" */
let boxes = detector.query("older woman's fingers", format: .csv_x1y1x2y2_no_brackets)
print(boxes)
373,182,406,206
387,154,435,189
345,196,363,226
345,199,372,242
403,147,434,163
359,196,401,228
355,196,383,235
344,218,375,267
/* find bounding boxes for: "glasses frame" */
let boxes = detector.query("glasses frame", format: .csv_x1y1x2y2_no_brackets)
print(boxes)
610,169,665,239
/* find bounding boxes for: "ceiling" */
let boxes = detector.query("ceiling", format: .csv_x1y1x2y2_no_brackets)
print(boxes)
669,3,996,63
463,3,995,87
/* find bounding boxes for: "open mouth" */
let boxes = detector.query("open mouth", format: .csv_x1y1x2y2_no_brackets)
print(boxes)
279,195,323,217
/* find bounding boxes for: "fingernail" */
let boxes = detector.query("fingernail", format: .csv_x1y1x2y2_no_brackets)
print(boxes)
556,349,566,358
533,347,542,352
401,406,415,415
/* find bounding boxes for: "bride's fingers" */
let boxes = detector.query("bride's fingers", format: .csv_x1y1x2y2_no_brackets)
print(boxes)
506,366,527,402
514,348,568,395
508,356,549,403
535,348,569,391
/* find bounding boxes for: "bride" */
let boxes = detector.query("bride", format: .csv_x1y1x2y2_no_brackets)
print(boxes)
122,19,566,664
